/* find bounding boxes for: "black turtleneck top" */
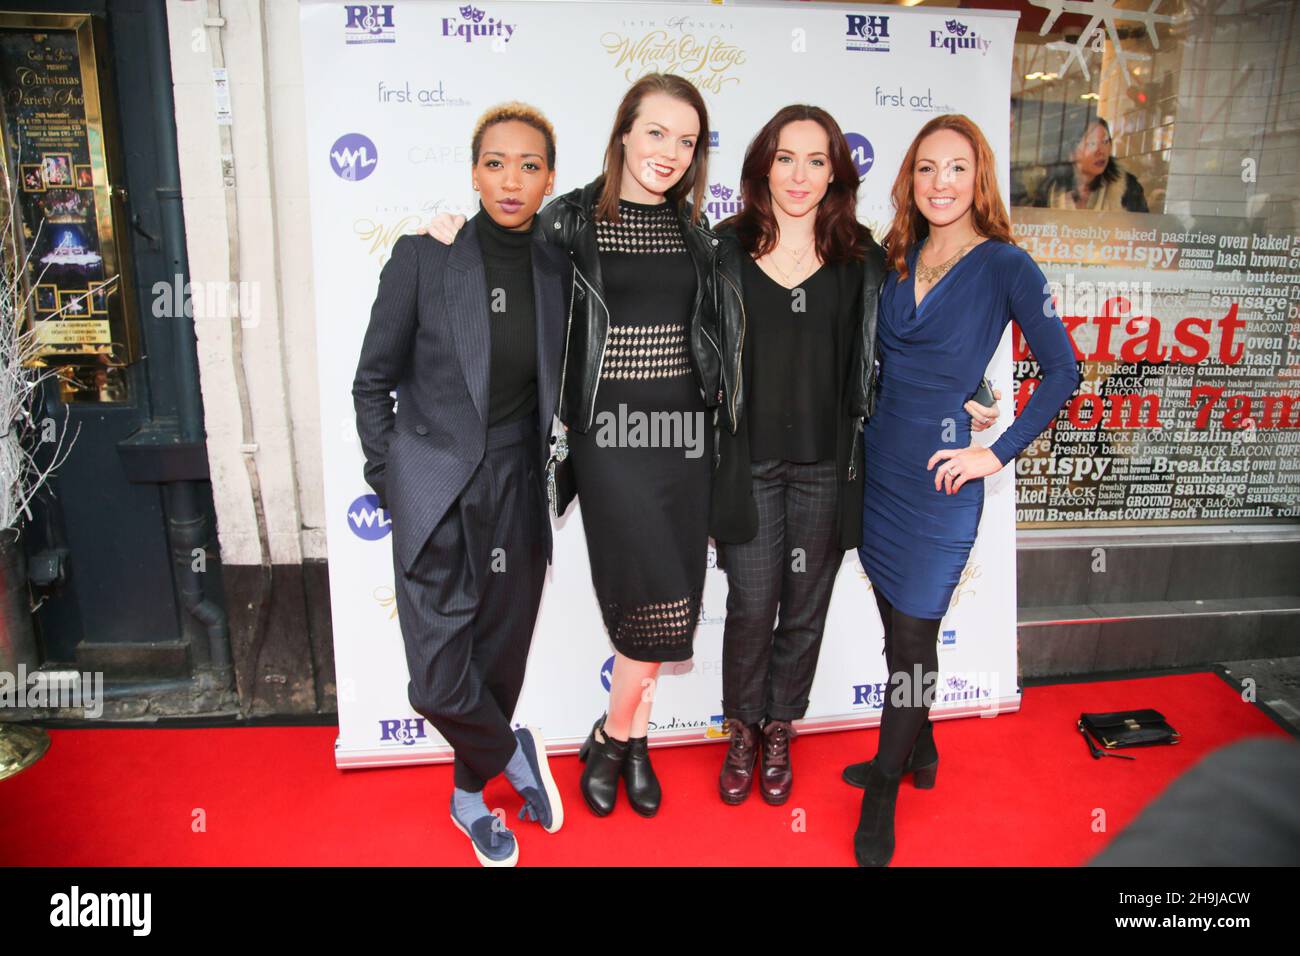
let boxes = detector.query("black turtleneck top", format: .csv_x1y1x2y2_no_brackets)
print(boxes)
473,204,538,427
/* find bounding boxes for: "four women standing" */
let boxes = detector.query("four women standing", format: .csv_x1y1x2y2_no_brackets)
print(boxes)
408,77,1080,865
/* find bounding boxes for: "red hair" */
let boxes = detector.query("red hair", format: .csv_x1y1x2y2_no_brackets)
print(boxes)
883,114,1012,280
720,104,871,263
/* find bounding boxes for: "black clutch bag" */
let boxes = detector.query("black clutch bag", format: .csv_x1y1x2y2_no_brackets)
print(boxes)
545,426,577,519
1079,709,1181,752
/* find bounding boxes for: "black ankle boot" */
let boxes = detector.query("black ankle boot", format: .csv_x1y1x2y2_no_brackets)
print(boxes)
841,718,939,790
578,714,627,817
909,719,939,787
854,759,903,867
622,736,661,817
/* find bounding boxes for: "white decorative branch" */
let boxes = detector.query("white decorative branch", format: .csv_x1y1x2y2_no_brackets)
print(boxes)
1,163,82,533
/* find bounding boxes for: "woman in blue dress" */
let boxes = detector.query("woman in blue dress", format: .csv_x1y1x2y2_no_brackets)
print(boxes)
850,115,1081,866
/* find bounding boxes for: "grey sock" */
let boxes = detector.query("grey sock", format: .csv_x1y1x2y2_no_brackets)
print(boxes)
502,739,538,795
451,786,492,825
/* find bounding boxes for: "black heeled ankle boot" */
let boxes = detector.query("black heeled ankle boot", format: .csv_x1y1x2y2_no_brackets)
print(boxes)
578,714,627,817
854,759,903,867
622,736,661,817
841,718,939,790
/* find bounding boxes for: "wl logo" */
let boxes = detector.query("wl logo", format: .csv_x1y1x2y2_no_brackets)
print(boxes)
347,494,391,540
330,133,378,182
379,717,428,746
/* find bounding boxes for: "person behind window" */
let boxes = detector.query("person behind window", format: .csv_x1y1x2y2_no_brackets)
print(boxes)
1038,117,1148,212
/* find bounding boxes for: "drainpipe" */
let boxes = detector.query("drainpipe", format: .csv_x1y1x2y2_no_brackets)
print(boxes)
142,0,233,672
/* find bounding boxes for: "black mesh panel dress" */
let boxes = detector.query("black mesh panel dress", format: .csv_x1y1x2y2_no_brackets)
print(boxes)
566,198,713,663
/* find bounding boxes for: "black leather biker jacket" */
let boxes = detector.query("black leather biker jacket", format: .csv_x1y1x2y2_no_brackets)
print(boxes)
540,176,742,433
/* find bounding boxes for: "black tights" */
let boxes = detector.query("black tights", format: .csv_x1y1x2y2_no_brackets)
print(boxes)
873,588,941,773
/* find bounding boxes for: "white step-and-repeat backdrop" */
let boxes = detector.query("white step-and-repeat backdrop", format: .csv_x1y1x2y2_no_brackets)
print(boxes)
298,0,1021,768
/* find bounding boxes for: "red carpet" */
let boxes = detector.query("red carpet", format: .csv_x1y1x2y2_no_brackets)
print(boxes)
0,672,1290,866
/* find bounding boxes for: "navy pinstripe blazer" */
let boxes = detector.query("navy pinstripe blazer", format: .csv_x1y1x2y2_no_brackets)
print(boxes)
352,219,571,575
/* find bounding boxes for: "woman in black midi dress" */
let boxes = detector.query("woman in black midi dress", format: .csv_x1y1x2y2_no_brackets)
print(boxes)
567,197,712,666
422,74,736,820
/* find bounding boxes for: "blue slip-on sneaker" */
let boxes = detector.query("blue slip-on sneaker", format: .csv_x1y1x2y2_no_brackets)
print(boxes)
448,796,518,867
513,725,564,833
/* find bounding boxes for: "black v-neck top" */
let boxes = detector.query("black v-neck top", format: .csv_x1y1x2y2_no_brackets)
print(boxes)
742,254,840,463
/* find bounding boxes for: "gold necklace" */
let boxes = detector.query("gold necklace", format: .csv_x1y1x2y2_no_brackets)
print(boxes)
769,238,815,286
915,237,979,284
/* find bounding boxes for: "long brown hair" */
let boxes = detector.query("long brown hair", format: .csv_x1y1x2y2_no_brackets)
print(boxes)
721,104,872,263
596,73,709,225
883,114,1012,280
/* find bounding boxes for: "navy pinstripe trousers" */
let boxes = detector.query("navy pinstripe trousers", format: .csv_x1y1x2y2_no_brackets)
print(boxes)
393,417,547,791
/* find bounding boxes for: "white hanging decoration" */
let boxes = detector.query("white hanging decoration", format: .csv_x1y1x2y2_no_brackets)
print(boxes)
1030,0,1176,87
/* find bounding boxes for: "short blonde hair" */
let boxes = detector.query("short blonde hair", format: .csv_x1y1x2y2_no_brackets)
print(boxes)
471,101,556,168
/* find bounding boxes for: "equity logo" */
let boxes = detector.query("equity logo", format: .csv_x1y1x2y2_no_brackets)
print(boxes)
705,182,741,223
938,673,993,704
600,655,615,692
330,133,378,181
442,4,517,45
347,493,391,539
344,4,395,45
843,133,874,177
845,13,890,53
930,19,991,56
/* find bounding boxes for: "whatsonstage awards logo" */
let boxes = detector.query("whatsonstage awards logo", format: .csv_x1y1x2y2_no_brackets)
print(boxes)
845,13,891,53
330,133,378,182
442,5,517,45
599,655,615,692
843,133,874,177
347,493,391,540
930,19,992,56
343,4,395,45
704,183,741,223
601,24,746,93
